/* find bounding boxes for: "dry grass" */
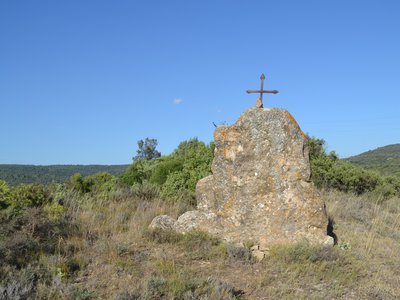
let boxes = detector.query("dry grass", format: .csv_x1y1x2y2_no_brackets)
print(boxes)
323,190,400,299
34,187,400,299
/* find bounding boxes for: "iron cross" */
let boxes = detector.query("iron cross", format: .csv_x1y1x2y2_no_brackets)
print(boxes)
246,73,278,108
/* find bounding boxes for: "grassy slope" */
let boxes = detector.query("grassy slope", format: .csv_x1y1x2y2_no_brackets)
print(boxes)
346,144,400,177
32,188,400,299
0,164,129,185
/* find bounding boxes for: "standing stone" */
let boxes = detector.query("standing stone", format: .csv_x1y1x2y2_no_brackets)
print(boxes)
152,107,333,251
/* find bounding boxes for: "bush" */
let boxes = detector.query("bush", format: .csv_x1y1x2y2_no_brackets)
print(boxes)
160,138,213,201
0,264,48,299
311,157,381,194
68,172,118,198
308,136,399,197
0,205,70,269
9,184,50,210
44,202,65,222
160,171,191,200
69,173,85,193
130,181,160,201
376,176,400,198
120,159,155,186
149,157,183,186
82,172,114,192
121,138,213,204
72,287,97,300
0,180,11,209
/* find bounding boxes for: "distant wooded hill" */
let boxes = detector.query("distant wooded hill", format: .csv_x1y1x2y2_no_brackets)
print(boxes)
346,144,400,177
2,143,399,186
0,164,129,185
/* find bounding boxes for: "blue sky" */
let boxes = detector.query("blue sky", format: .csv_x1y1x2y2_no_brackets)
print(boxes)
1,1,399,164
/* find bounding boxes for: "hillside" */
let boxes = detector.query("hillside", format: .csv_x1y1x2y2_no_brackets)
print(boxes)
1,182,400,299
346,144,400,177
1,138,400,298
0,164,129,185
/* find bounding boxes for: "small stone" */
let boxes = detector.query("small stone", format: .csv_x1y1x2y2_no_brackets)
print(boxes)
255,98,263,108
252,250,265,261
148,215,176,230
250,245,260,251
323,236,335,247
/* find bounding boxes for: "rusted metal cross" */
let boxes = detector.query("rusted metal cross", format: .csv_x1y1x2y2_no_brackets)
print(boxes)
246,73,279,108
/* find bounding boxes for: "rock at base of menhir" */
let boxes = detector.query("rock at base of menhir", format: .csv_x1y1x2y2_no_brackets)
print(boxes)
149,215,176,230
150,107,334,250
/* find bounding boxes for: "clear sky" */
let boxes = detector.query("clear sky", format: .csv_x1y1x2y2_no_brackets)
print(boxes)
1,1,399,165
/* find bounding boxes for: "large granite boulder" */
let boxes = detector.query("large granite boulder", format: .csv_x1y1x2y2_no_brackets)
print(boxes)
152,108,333,252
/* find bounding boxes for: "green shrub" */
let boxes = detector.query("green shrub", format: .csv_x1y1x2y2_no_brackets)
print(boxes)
311,157,381,194
44,202,65,221
158,138,213,201
120,159,155,186
376,176,400,198
0,205,70,270
9,184,50,209
149,157,183,186
54,257,82,278
146,276,168,298
308,136,399,197
160,171,191,200
0,180,11,209
68,172,118,198
69,173,85,193
99,176,119,194
172,138,213,190
0,230,39,267
72,287,97,300
82,172,113,192
121,138,213,204
130,181,160,201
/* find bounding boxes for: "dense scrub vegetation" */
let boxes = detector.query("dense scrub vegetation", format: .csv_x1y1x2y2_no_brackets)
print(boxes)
0,164,128,186
309,137,400,198
1,136,400,299
121,138,214,204
346,143,400,177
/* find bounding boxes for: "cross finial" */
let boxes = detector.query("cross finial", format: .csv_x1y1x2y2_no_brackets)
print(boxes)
246,73,278,108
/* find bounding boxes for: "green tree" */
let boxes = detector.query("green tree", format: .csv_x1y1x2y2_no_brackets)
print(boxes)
134,138,161,161
307,136,328,160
